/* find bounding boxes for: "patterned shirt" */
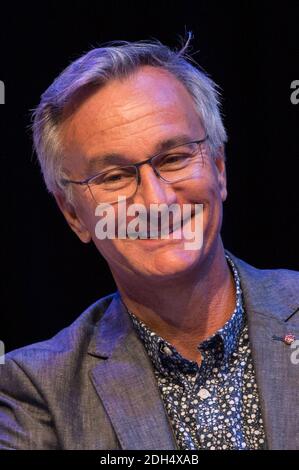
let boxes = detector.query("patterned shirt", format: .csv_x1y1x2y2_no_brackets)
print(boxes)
126,253,266,450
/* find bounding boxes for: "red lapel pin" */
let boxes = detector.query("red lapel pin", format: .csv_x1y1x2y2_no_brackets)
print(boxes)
283,333,296,345
272,333,296,345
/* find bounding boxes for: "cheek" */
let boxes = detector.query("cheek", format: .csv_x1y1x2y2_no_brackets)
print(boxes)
92,237,156,276
92,234,133,261
186,177,223,235
186,175,223,207
203,186,224,239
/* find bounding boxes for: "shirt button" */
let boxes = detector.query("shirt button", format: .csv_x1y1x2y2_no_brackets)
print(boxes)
162,346,173,356
198,388,210,400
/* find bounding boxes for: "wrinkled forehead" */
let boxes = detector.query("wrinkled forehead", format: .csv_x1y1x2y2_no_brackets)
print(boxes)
60,66,204,171
61,66,204,142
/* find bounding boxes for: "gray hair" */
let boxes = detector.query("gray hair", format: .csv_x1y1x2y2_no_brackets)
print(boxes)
31,37,227,200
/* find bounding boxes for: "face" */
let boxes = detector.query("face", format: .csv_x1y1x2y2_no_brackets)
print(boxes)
56,66,227,285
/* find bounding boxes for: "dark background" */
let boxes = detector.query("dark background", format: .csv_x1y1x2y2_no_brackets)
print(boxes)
0,1,298,352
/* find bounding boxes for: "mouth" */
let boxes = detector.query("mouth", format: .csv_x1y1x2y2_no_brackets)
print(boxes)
129,212,196,240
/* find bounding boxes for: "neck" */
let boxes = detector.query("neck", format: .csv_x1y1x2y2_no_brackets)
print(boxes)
114,240,236,363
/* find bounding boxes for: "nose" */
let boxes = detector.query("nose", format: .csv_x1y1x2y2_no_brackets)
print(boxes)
133,163,176,206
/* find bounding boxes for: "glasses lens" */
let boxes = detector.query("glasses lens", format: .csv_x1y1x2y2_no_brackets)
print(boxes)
154,142,204,183
88,165,138,204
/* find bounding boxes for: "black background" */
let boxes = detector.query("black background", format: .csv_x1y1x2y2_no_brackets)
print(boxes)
0,0,298,352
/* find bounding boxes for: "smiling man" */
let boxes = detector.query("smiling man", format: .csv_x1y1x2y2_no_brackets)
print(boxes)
0,39,298,450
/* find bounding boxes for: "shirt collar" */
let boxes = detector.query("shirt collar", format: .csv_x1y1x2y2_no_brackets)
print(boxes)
200,253,245,361
126,252,245,374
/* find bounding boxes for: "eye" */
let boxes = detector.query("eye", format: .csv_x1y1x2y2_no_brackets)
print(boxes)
102,172,126,183
158,154,190,169
164,155,185,163
91,167,136,188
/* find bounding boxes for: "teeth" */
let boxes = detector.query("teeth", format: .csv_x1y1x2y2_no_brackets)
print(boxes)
126,215,193,239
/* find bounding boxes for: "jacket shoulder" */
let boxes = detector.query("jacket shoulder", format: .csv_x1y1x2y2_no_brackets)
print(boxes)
227,251,299,321
233,253,299,286
2,292,117,370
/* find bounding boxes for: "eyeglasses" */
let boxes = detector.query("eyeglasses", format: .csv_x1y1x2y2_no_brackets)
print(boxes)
61,136,208,205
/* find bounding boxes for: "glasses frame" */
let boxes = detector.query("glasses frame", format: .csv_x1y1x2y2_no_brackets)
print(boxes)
61,135,209,203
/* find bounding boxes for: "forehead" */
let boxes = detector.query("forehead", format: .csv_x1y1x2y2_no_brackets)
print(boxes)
61,66,203,166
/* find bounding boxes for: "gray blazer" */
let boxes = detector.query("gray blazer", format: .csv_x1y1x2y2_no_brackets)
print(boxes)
0,252,299,450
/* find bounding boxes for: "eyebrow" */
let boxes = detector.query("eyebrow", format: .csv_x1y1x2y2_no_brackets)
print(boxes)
84,134,195,176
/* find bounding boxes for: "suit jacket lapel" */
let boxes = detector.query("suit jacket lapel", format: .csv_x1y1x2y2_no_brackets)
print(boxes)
230,253,299,449
88,293,177,450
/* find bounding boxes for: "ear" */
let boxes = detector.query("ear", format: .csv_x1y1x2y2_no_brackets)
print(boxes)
213,146,227,202
54,191,92,243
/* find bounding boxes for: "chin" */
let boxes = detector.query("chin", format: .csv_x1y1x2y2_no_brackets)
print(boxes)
135,245,203,280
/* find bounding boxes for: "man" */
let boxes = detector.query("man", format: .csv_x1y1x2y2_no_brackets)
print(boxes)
0,39,298,450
